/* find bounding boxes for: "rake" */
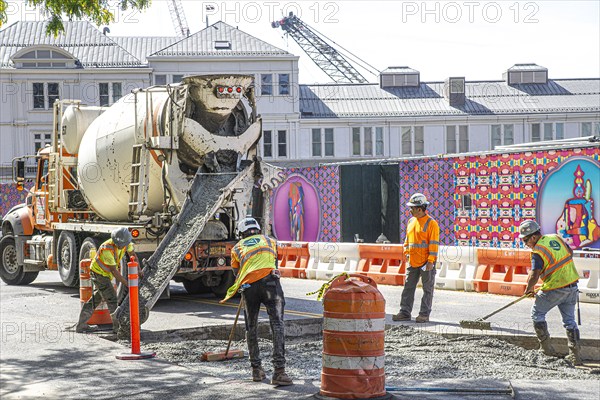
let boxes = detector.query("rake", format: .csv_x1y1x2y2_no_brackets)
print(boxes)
459,292,533,330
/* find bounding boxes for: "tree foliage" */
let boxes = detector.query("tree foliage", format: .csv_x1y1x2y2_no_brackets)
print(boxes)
0,0,151,35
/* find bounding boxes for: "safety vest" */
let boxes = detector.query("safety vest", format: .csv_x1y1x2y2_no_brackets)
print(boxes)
404,215,440,267
90,239,133,279
222,234,277,302
532,234,579,291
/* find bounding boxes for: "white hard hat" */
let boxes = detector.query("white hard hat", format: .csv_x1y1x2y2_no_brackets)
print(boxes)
519,220,541,238
111,227,132,247
406,193,430,207
237,217,261,234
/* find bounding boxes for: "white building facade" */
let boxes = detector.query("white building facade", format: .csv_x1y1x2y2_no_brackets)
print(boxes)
1,21,599,179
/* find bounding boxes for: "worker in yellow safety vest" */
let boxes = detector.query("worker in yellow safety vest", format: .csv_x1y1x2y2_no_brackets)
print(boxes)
520,220,582,366
221,217,293,386
75,227,136,333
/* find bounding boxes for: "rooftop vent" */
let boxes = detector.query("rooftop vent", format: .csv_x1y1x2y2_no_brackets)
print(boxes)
444,77,465,107
214,40,231,50
380,66,420,88
504,63,548,85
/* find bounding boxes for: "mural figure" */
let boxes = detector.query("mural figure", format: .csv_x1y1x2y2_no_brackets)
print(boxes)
556,165,600,249
288,182,305,241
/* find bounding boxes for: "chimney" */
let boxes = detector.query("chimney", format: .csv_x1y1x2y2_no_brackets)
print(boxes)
444,77,465,107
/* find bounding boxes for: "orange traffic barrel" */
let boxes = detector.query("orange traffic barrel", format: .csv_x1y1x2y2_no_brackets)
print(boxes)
79,259,112,325
319,274,390,399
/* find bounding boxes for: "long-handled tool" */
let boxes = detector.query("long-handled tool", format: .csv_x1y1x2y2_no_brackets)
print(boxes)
459,292,533,330
201,297,246,361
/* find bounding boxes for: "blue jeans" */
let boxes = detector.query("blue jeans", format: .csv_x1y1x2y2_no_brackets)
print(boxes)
531,285,578,330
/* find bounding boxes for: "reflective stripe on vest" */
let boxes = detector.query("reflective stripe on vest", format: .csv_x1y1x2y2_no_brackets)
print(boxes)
533,235,579,291
91,243,117,276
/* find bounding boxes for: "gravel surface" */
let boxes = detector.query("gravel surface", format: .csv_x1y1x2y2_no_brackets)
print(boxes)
133,325,597,381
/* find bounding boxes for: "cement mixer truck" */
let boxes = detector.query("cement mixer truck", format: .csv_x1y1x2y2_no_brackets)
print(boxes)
1,75,275,315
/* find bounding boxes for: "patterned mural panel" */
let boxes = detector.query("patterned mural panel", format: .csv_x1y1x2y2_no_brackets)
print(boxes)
270,165,341,243
399,158,455,245
454,148,600,249
0,183,29,217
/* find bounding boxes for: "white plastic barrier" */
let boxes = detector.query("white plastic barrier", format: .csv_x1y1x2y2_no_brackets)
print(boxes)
434,246,478,291
573,252,600,304
306,242,360,280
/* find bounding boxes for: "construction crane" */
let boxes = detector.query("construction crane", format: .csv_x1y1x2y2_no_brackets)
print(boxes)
271,12,379,84
168,0,190,38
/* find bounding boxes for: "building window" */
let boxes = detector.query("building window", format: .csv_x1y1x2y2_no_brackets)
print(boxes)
33,132,52,152
460,194,473,211
99,82,123,106
154,75,167,85
491,124,514,147
263,130,273,158
279,74,289,95
581,122,600,137
446,125,468,153
532,122,564,141
14,48,74,68
261,74,272,95
401,126,424,156
312,128,335,157
172,75,184,83
352,127,383,156
277,130,287,158
32,82,59,110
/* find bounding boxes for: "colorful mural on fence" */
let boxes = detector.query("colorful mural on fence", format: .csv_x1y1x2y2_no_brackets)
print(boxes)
271,166,340,242
537,157,600,249
454,148,600,248
0,183,29,217
399,158,455,245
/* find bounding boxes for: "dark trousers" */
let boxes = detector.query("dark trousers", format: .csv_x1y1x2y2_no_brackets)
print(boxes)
78,272,118,323
400,264,437,317
242,274,286,369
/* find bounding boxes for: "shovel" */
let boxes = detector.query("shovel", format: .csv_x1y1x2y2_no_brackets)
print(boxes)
459,292,534,330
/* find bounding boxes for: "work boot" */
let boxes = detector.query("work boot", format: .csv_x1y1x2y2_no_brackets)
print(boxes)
415,315,429,323
566,328,583,366
392,313,411,322
533,321,557,356
75,323,98,333
252,366,266,382
110,312,121,334
271,367,293,386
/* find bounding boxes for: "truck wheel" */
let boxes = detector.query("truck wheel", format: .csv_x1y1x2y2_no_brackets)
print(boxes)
57,231,80,287
182,278,210,295
211,270,235,298
0,236,37,285
79,237,99,262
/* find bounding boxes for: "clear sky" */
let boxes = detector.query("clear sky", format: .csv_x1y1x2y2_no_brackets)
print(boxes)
4,0,600,84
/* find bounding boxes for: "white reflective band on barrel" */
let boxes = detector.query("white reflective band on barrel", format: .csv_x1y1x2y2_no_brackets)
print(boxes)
128,267,137,274
322,354,385,370
80,279,91,287
129,279,138,287
323,317,385,332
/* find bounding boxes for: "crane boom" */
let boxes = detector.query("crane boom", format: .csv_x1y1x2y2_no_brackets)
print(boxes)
168,0,190,38
272,13,368,84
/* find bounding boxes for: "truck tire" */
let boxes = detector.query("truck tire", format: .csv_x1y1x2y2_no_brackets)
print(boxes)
211,270,235,298
79,237,99,262
182,278,210,295
0,236,38,285
57,231,80,287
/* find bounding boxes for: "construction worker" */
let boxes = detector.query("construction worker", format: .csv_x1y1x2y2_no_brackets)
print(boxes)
393,193,440,323
75,227,136,333
519,220,582,365
222,217,293,386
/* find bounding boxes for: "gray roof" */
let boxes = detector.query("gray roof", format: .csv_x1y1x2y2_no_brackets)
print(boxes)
299,79,600,118
112,36,178,64
0,21,143,68
150,21,291,57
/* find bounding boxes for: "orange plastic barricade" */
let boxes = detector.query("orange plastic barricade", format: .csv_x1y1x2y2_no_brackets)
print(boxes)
79,259,112,325
277,241,310,278
356,244,406,286
573,251,600,304
477,248,536,296
321,274,387,399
